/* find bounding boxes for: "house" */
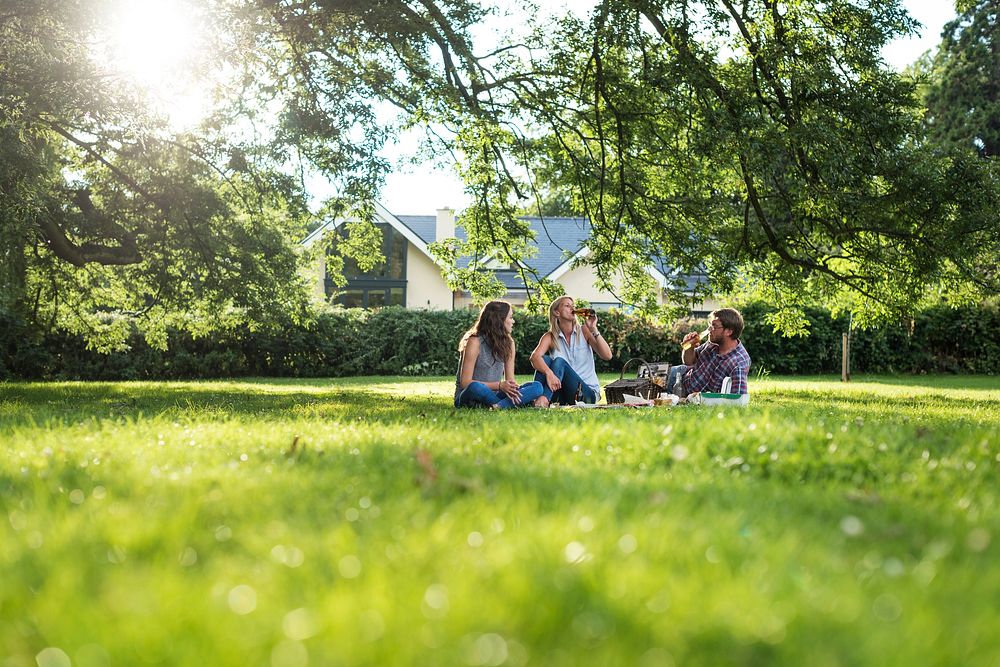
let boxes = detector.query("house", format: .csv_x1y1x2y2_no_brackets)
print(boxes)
302,202,719,314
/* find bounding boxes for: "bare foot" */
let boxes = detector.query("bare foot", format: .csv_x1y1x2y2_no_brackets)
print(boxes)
534,396,550,408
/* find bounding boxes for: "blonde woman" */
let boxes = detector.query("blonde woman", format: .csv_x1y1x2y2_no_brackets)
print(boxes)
529,295,613,407
455,301,544,409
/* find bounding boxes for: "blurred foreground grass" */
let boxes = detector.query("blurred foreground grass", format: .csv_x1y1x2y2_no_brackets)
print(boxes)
1,375,998,666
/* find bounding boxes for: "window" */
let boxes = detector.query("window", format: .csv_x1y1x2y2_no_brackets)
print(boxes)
326,223,408,308
329,286,405,309
481,255,515,270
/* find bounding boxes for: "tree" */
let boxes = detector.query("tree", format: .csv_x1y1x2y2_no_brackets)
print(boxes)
508,0,1000,321
240,0,997,320
0,0,345,348
4,0,998,346
925,0,1000,157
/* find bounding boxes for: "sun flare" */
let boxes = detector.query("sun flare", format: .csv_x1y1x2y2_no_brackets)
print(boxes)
100,0,211,129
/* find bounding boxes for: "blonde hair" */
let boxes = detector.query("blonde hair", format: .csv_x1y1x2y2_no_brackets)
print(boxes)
546,295,578,351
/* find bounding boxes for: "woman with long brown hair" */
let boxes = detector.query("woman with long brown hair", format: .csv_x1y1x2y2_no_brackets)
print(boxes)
455,300,543,409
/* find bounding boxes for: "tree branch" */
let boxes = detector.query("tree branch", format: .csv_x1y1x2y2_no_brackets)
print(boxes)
37,189,141,266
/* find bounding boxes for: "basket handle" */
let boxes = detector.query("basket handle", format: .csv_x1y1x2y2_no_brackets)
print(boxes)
619,357,650,380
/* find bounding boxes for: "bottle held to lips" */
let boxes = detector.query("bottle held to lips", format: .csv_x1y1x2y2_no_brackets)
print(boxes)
573,307,595,318
682,327,711,350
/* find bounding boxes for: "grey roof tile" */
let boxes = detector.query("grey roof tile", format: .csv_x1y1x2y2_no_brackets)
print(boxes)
389,210,704,292
395,215,436,245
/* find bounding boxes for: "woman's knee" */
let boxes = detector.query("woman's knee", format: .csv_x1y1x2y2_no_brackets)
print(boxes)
457,382,489,408
521,381,544,402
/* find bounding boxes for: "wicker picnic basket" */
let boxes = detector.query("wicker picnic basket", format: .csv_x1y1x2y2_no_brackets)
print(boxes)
604,358,666,404
637,361,672,380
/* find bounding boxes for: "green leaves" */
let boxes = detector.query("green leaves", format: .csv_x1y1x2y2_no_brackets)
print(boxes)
337,221,387,274
4,0,997,345
925,0,1000,158
403,0,995,325
1,0,324,347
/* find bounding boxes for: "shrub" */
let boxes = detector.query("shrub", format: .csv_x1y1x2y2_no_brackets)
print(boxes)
1,301,996,380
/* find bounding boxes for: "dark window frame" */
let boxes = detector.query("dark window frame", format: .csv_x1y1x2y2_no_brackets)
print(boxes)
326,222,409,308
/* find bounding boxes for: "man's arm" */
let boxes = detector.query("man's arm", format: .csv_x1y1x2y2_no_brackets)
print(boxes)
680,335,700,365
730,366,749,395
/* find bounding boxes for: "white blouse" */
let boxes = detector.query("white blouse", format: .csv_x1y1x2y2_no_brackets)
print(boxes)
552,325,600,396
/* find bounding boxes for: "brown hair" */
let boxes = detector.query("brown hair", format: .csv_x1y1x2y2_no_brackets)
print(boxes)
460,300,514,363
712,307,745,340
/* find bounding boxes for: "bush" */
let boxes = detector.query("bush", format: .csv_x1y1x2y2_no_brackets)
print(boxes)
739,303,847,374
0,308,52,379
1,301,996,380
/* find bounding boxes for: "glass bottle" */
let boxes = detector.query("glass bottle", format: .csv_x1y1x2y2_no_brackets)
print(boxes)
681,327,710,350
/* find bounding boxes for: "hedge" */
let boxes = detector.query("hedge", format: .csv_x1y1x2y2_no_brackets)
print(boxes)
2,301,997,381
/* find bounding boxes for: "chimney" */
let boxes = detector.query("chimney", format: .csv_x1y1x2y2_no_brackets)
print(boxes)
436,207,455,242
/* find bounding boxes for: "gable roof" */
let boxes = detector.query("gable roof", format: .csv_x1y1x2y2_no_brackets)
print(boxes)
450,216,594,289
301,202,438,264
303,204,705,291
394,214,591,269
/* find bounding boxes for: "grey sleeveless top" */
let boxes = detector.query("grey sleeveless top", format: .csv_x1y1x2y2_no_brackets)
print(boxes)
454,335,505,402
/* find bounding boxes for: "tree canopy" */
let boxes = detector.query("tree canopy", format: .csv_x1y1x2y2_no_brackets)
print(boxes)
2,0,998,345
925,0,1000,158
1,0,326,348
435,0,999,322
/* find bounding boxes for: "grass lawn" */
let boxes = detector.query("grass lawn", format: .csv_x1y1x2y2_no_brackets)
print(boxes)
2,374,998,666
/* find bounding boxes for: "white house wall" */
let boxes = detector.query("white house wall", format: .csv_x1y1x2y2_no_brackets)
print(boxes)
306,225,716,313
558,264,648,305
312,256,327,302
406,244,453,310
694,297,723,314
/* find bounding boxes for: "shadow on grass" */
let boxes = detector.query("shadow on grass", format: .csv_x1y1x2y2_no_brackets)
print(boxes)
0,379,458,428
757,374,1000,389
757,391,999,426
844,375,1000,390
4,375,999,432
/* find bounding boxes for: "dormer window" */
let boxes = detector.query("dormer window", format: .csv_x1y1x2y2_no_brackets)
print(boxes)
481,255,515,271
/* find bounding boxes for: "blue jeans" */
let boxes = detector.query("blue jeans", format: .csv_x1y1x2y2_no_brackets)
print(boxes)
533,356,598,405
455,380,544,409
666,364,689,395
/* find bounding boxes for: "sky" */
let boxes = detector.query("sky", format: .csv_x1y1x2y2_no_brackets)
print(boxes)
378,0,958,215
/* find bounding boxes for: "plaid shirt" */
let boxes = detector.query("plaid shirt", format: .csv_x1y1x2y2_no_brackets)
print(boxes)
684,341,752,394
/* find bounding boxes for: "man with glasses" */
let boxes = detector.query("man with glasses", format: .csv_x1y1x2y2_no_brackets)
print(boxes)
666,308,752,399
